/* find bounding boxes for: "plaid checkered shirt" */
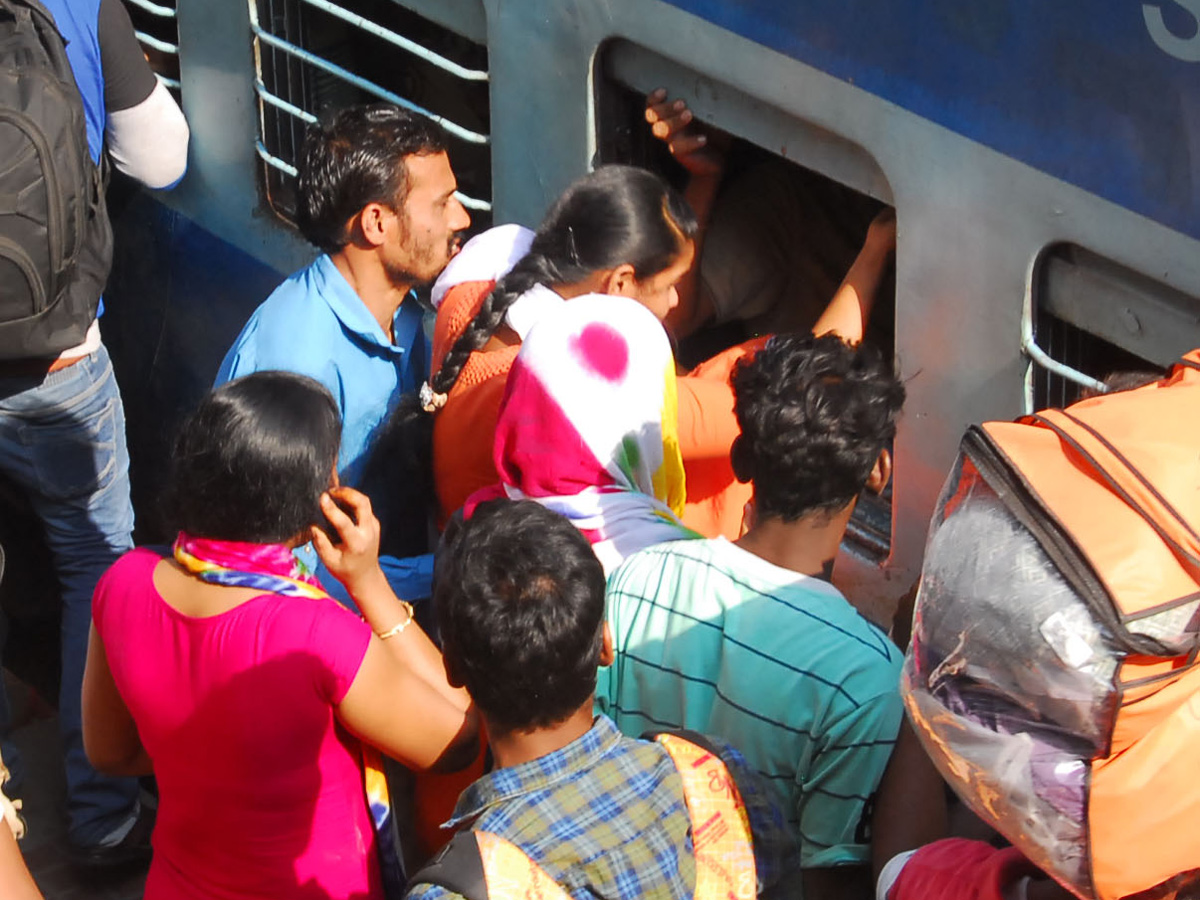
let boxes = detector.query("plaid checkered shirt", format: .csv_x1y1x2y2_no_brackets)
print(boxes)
404,715,798,899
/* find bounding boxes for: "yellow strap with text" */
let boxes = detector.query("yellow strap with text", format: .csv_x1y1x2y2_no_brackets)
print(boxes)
656,733,757,900
474,735,757,899
476,831,572,900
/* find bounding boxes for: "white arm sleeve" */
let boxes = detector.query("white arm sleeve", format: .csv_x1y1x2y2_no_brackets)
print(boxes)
105,80,190,189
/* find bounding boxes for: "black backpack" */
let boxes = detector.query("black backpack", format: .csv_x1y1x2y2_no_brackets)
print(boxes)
0,0,112,361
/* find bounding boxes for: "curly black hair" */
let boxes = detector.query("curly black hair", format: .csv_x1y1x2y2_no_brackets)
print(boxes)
731,333,905,522
433,499,607,735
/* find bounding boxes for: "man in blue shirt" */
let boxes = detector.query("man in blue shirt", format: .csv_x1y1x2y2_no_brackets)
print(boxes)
217,104,470,488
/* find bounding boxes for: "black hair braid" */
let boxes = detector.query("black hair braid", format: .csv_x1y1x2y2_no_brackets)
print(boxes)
429,251,564,397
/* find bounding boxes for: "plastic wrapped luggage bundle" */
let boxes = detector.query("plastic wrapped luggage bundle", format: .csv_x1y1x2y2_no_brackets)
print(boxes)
903,351,1200,900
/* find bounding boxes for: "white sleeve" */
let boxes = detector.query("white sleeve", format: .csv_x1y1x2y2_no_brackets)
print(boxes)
876,849,918,900
105,80,190,189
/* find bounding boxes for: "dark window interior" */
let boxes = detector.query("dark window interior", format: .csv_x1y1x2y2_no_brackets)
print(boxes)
1032,245,1199,408
255,0,491,230
597,75,897,562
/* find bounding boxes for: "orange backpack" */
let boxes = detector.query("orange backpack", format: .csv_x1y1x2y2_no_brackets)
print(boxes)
904,351,1200,900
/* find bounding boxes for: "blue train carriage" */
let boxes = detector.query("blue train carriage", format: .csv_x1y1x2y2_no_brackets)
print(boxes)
108,0,1200,624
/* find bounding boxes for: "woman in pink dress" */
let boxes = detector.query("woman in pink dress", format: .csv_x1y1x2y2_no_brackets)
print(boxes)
81,371,478,900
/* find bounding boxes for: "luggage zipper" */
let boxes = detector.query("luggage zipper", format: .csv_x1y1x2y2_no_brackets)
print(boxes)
961,426,1174,658
0,107,65,310
0,234,47,315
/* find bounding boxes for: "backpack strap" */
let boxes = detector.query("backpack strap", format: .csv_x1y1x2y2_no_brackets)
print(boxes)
409,830,571,900
647,730,758,900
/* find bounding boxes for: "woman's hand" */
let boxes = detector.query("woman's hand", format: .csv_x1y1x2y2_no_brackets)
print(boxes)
311,487,387,598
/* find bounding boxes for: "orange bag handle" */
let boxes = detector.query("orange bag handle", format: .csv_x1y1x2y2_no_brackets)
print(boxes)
1030,407,1200,581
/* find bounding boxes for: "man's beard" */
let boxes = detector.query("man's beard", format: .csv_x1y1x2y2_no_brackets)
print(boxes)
385,232,462,289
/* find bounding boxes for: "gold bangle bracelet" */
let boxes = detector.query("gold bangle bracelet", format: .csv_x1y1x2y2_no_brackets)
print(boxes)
376,601,415,640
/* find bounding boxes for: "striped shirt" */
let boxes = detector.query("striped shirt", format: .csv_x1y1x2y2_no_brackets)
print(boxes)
404,715,798,899
598,537,903,868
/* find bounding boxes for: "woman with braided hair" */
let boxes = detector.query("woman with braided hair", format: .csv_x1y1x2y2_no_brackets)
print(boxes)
365,164,895,543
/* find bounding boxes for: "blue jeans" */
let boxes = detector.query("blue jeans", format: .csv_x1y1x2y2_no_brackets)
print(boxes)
0,342,139,844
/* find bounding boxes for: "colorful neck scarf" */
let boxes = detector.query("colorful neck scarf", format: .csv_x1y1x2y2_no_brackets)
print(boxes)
172,533,327,599
171,533,407,894
489,294,697,574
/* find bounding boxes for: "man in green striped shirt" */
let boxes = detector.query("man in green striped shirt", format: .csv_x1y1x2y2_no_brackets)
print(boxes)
599,333,907,900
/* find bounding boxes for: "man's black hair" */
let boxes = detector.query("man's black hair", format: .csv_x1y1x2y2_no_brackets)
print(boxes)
731,333,905,522
296,103,448,253
162,371,341,543
433,500,607,734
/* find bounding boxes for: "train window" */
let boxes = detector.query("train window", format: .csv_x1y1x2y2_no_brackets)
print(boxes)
121,0,180,97
1029,244,1199,408
249,0,492,228
596,44,897,563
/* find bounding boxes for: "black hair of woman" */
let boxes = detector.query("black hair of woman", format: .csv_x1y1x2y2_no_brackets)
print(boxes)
432,164,698,399
162,371,341,544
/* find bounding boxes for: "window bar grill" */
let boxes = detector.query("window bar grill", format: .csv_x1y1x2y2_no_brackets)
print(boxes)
249,0,493,216
293,0,487,83
1021,272,1107,412
122,0,180,91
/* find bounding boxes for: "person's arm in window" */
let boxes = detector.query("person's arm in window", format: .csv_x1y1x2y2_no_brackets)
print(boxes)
810,209,895,344
98,0,189,188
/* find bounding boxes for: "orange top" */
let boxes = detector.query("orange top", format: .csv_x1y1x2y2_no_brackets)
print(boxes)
431,280,763,538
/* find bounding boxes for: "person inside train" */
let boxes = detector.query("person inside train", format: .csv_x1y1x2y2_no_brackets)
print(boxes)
469,293,699,575
368,163,896,546
405,498,799,899
598,333,909,900
80,372,477,900
643,90,889,354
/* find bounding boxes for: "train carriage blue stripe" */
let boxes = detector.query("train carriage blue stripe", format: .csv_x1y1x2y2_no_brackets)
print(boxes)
659,0,1200,240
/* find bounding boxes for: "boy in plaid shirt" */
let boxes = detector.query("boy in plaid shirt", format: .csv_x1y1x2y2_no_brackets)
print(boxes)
405,499,798,899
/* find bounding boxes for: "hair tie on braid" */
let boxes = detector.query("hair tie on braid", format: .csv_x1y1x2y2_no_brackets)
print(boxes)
419,381,448,413
566,225,581,265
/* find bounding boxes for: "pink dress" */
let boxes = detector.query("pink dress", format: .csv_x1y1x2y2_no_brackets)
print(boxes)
92,548,381,900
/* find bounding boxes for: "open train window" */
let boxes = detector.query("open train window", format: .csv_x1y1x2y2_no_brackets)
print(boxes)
249,0,492,229
596,41,897,563
121,0,180,97
1029,244,1200,409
